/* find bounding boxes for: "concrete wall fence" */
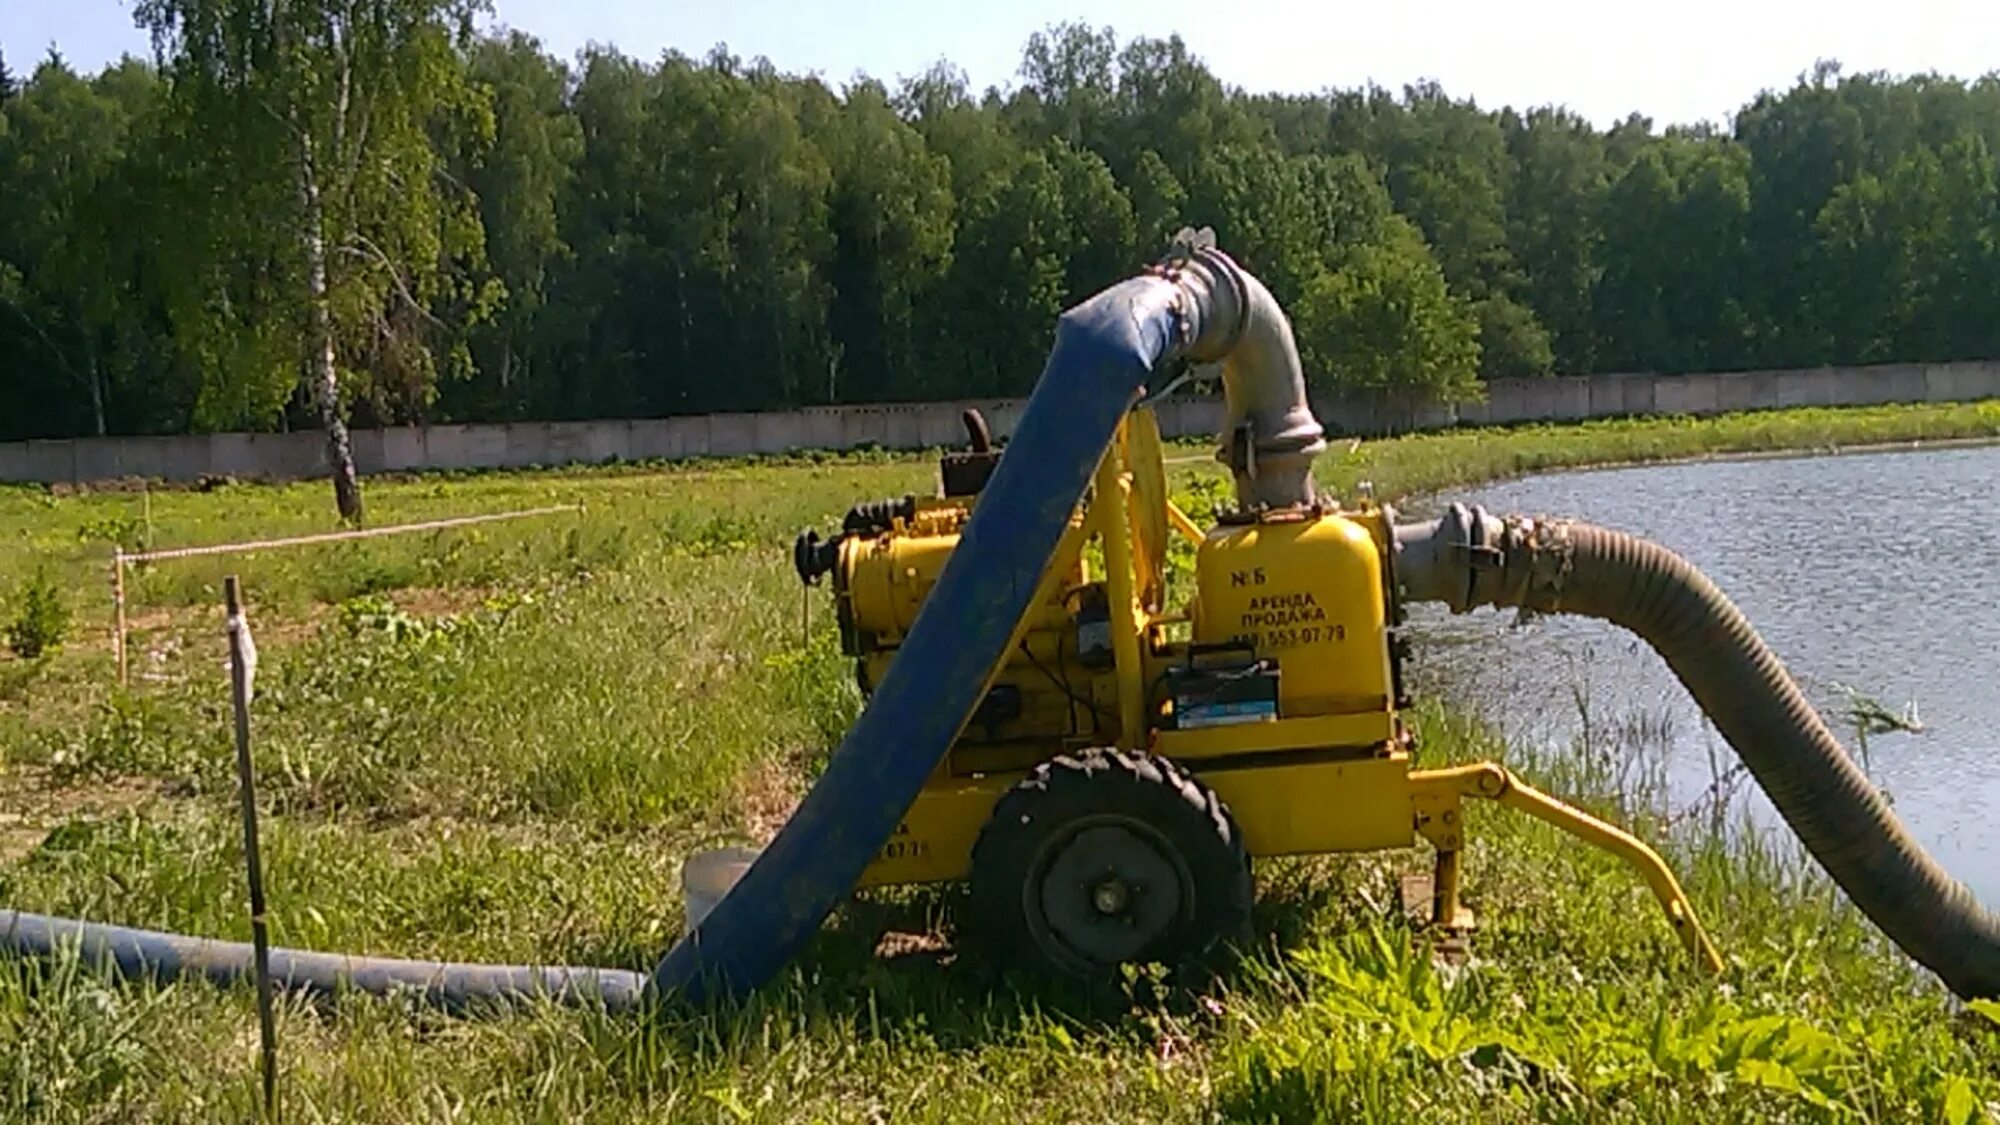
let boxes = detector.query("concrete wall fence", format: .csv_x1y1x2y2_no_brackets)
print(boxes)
7,360,2000,485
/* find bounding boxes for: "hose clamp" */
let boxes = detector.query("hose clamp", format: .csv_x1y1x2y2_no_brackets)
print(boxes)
1441,503,1503,611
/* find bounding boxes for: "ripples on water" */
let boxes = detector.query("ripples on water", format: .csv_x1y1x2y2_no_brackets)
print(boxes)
1399,444,2000,900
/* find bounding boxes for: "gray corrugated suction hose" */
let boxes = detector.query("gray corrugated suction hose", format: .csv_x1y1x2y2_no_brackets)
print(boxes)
1395,503,2000,1000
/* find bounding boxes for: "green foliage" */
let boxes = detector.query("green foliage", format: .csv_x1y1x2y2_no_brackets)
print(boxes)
1474,294,1555,379
128,0,494,432
11,19,2000,458
1294,216,1483,404
5,567,70,659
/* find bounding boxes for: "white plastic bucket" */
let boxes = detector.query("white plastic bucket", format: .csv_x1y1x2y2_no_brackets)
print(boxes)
681,846,761,932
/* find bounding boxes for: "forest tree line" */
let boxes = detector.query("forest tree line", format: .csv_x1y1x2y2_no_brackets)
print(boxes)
9,10,2000,452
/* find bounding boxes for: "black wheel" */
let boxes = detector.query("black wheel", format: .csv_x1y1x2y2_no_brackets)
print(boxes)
967,748,1252,978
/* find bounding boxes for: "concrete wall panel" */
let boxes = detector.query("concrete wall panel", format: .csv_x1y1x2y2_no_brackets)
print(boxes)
705,413,753,457
464,425,512,469
917,405,967,448
586,420,632,463
840,408,891,450
1587,375,1651,417
416,425,471,471
629,418,695,460
670,416,709,459
1553,377,1593,421
751,411,808,455
880,406,925,450
21,441,76,482
798,409,847,450
272,433,327,478
1717,370,1778,413
1776,370,1827,408
1479,381,1531,424
1654,374,1725,415
979,400,1028,441
1881,363,1929,404
209,433,263,478
345,429,386,475
1822,367,1881,406
379,428,425,472
0,439,27,482
535,422,602,467
1927,361,2000,402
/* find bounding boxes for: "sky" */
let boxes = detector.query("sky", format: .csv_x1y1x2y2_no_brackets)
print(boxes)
4,0,1999,130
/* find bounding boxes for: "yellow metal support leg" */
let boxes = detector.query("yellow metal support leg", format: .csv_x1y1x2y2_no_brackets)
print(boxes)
1409,762,1723,976
1092,438,1147,751
1430,847,1467,931
1164,500,1206,546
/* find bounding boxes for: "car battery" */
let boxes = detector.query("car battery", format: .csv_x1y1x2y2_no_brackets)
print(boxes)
1161,650,1281,729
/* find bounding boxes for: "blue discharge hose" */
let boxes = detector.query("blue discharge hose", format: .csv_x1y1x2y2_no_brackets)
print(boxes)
0,259,1229,1013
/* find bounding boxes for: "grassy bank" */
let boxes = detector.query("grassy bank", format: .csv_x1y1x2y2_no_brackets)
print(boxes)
2,401,1999,1121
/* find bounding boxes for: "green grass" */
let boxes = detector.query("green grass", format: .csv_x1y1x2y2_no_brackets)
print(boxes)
3,401,2000,1121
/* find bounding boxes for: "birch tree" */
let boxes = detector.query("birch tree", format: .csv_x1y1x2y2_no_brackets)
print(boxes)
135,0,488,524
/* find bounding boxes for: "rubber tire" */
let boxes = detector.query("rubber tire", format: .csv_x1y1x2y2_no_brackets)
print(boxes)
966,748,1252,979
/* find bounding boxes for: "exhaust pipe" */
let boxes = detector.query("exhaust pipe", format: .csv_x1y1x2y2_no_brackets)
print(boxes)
1395,504,2000,1000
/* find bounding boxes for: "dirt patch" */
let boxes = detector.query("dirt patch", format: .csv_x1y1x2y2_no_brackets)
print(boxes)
115,585,501,681
872,930,952,961
732,759,804,844
387,585,507,619
0,768,164,865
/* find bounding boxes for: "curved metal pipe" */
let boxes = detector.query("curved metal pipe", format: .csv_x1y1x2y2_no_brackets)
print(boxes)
1176,249,1327,509
1395,504,2000,1000
2,245,1278,1011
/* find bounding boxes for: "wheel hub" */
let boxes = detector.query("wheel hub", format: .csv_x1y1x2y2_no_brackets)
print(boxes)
1034,823,1187,969
1091,877,1131,916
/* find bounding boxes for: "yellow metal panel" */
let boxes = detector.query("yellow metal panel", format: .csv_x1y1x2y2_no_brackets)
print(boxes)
843,527,1082,640
1200,753,1416,856
1150,712,1396,762
857,773,1018,886
859,751,1418,890
842,532,958,635
1193,514,1394,717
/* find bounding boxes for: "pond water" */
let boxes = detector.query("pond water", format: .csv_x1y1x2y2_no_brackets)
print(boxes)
1399,443,2000,902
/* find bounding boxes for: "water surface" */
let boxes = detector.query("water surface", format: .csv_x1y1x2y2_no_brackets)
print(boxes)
1401,444,2000,901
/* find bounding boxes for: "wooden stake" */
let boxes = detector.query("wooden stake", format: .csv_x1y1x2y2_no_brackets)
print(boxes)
225,577,278,1118
112,552,127,688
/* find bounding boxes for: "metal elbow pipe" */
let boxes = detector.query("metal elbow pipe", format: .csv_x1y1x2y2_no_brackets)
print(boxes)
1394,505,2000,1000
1171,248,1327,510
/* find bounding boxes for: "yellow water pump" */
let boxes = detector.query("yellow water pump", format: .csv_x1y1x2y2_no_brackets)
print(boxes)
794,406,1721,978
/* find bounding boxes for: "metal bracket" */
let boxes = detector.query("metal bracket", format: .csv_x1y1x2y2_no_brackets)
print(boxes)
1408,762,1724,977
